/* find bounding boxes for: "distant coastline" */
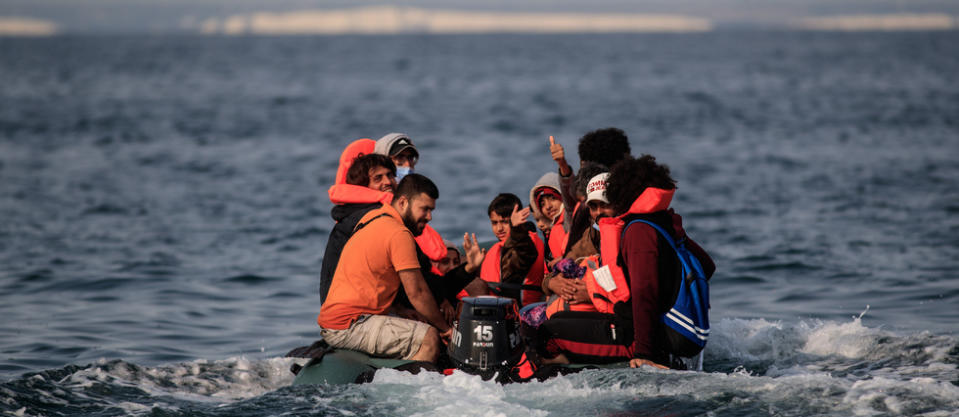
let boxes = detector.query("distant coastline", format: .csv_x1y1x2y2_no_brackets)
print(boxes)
1,6,957,37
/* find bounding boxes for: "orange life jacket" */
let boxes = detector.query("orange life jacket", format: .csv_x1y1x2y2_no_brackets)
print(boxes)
334,138,375,185
414,225,448,262
479,231,546,306
544,255,601,318
547,210,567,260
329,139,393,206
550,187,677,315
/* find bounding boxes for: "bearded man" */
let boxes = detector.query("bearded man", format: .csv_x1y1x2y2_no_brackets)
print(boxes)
317,174,483,363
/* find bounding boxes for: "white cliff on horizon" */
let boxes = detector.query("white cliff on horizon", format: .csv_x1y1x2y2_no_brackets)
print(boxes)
194,6,714,35
0,17,58,36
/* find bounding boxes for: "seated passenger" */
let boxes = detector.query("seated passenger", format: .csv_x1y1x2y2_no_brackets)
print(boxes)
318,174,476,363
374,132,418,181
537,155,715,369
479,193,546,306
431,240,462,276
528,172,564,263
320,150,396,303
532,207,553,241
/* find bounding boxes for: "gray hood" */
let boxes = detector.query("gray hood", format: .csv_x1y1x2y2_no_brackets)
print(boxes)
529,172,562,221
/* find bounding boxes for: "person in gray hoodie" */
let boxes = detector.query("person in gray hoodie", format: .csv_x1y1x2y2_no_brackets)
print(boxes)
529,172,564,263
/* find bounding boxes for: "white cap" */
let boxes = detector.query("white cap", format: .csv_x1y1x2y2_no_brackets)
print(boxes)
585,173,609,204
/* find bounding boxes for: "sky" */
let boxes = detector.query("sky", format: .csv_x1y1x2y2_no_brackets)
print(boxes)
1,0,958,35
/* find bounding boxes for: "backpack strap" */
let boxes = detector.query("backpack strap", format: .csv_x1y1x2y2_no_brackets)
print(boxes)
622,219,705,282
352,212,391,234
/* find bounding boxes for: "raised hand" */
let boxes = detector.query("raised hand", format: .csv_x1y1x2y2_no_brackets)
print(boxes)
462,233,486,273
510,203,530,227
549,135,573,176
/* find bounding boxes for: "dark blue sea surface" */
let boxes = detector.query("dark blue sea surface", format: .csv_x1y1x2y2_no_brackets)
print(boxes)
1,32,958,416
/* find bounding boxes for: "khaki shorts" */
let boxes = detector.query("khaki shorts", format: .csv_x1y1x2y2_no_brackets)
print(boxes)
321,315,431,360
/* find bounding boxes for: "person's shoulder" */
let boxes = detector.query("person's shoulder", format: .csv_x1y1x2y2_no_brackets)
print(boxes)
621,218,660,247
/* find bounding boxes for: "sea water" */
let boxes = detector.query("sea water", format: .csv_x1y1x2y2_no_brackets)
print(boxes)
1,32,957,416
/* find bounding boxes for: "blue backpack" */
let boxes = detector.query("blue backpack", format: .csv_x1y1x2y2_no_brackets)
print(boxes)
624,219,710,357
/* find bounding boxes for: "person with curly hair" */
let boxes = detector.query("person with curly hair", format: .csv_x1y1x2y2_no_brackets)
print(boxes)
547,129,632,262
605,155,715,368
576,127,632,170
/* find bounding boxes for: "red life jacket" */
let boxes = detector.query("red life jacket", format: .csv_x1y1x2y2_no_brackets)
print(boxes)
479,231,546,306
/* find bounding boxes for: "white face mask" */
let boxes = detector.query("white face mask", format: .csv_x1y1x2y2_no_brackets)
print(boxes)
395,166,413,182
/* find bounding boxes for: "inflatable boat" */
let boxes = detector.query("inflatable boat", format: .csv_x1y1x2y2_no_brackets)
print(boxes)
288,296,634,385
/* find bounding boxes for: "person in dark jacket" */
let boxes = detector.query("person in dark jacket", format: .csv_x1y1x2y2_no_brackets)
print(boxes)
319,152,396,303
478,193,547,306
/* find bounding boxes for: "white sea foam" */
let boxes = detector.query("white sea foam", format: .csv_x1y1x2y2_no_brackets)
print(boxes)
56,356,297,410
843,376,959,416
801,317,880,358
10,318,955,417
708,317,806,364
370,369,548,417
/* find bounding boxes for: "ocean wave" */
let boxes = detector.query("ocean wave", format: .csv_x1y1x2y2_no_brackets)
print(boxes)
2,318,956,416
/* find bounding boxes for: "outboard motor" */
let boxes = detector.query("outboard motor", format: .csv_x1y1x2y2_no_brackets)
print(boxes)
447,296,524,380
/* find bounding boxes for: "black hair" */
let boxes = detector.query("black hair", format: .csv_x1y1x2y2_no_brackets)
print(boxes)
395,173,439,201
578,127,631,169
605,154,676,215
345,153,396,187
487,193,522,218
574,161,609,200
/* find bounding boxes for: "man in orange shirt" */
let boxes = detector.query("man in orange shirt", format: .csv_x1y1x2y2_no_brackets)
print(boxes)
318,174,478,363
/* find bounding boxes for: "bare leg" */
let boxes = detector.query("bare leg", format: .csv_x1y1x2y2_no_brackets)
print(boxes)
409,327,441,363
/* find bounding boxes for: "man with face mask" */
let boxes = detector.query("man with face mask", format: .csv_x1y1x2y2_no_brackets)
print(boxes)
318,174,485,363
375,133,418,181
373,133,449,265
